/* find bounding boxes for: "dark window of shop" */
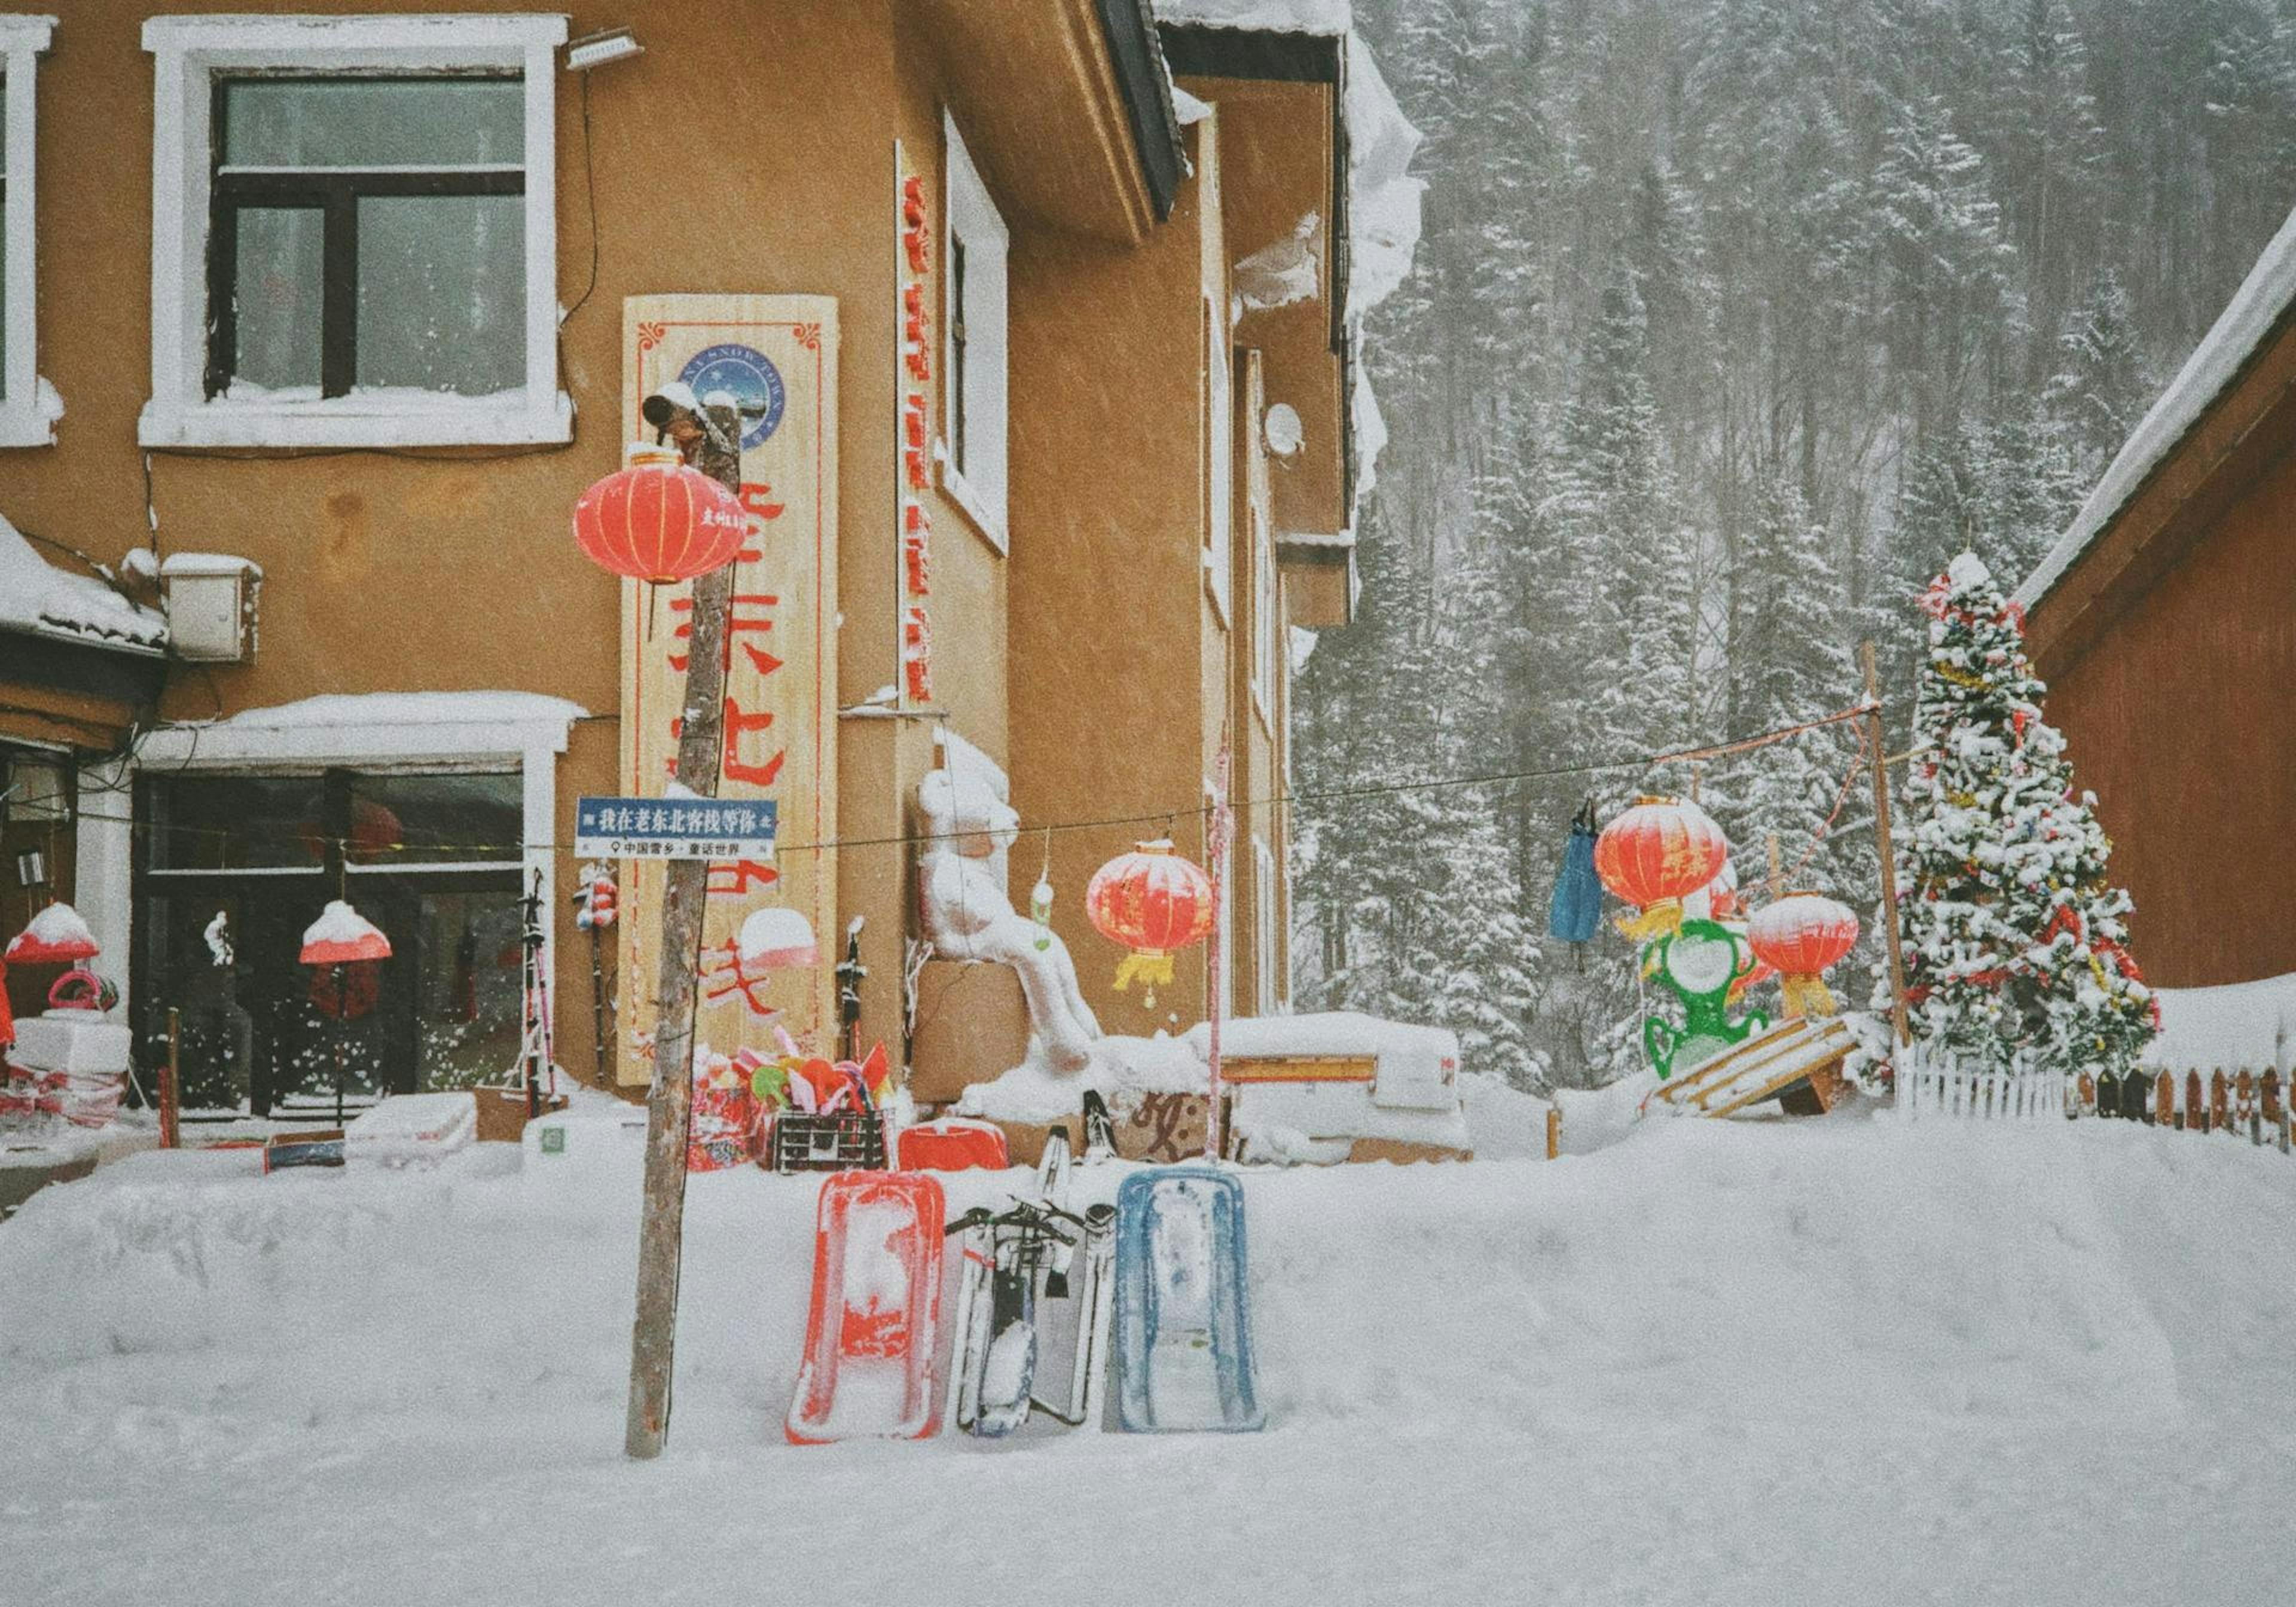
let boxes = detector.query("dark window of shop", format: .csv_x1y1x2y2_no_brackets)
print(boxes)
2,744,75,1027
204,76,527,401
134,768,527,1121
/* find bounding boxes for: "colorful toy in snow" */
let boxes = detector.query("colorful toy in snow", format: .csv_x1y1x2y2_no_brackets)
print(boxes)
572,441,749,583
1593,796,1729,942
1085,839,1215,1011
755,1037,896,1172
1642,917,1767,1080
1747,893,1861,1019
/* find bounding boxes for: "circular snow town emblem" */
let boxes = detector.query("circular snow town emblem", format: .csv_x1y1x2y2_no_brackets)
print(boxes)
678,343,786,450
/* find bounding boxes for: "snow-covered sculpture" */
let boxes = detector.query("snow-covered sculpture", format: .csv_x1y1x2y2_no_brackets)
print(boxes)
917,731,1100,1073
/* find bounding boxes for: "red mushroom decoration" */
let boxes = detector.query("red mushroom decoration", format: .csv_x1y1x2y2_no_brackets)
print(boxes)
301,900,392,967
1747,893,1861,1018
572,442,749,583
1085,840,1216,1010
1593,797,1730,941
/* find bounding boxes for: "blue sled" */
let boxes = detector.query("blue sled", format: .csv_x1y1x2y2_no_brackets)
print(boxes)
1113,1168,1265,1433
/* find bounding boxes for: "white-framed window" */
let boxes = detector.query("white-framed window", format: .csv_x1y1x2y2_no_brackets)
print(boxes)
0,15,56,448
1250,495,1277,728
1253,835,1278,1014
140,14,569,450
941,110,1007,548
1202,297,1232,621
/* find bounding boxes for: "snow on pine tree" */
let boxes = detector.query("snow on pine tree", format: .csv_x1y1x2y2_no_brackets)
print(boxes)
1897,552,2156,1079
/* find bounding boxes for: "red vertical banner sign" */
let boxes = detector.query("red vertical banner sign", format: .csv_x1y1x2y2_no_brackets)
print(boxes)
618,296,840,1080
895,141,935,705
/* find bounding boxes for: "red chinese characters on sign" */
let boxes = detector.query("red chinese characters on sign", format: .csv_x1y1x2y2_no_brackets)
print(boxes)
897,147,936,708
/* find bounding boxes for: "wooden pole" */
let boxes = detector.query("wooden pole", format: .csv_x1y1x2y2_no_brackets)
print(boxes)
1860,643,1913,1046
161,1007,182,1150
1545,1104,1561,1162
625,401,743,1462
1765,832,1783,901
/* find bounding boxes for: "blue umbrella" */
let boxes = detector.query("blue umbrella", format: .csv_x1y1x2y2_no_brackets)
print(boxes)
1548,801,1602,946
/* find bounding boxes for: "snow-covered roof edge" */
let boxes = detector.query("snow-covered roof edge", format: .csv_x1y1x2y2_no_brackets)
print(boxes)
0,510,169,654
2016,201,2296,612
1152,1,1422,528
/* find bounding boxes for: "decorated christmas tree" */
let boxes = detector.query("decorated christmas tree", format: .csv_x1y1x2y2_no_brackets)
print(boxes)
1898,552,2157,1077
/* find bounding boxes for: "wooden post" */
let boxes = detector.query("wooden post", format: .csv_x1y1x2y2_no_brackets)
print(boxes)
1545,1105,1561,1161
161,1007,183,1150
1765,833,1783,902
625,399,743,1462
1860,643,1912,1046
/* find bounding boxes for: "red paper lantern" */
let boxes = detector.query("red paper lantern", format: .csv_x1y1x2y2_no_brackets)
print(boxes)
572,444,748,583
1747,893,1860,1018
1593,797,1729,939
1085,840,1215,1007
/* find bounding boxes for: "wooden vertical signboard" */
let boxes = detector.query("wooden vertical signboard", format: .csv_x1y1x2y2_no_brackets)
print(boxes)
618,296,840,1079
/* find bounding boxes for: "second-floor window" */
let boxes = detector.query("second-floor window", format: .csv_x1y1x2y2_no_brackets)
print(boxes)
206,76,526,402
142,14,569,450
942,111,1008,546
0,14,54,447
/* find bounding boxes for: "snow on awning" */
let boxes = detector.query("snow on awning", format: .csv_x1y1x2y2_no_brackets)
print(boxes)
2018,201,2296,612
0,511,167,655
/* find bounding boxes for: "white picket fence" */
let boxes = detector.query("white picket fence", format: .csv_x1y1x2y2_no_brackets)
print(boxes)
1896,1046,2065,1122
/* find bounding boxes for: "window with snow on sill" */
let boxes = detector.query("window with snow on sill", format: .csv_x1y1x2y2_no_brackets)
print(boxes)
139,15,570,450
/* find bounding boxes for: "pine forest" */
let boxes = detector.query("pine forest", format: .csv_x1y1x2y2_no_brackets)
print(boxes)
1294,0,2296,1087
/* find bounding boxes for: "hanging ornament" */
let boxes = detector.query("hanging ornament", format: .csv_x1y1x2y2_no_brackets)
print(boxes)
1747,893,1860,1018
738,905,820,969
571,442,749,583
1085,839,1215,1011
1546,801,1602,946
301,900,392,1022
1593,796,1729,942
5,901,100,966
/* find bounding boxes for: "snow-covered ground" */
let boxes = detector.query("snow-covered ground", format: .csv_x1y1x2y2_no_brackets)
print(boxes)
5,1116,2295,1605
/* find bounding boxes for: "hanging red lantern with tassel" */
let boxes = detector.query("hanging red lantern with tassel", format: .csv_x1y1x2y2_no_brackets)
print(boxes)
1085,840,1214,1010
571,442,748,583
1593,796,1729,942
1747,893,1860,1018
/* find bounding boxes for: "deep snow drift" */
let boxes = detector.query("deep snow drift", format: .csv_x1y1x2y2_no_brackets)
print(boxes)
4,1118,2294,1605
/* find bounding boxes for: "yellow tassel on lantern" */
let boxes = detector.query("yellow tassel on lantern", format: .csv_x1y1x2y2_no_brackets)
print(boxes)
1614,899,1684,943
1112,951,1176,1010
1779,973,1839,1019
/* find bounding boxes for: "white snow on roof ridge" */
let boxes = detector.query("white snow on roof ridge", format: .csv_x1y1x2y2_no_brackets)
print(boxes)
1154,0,1352,31
0,511,169,652
2017,200,2296,611
202,691,588,731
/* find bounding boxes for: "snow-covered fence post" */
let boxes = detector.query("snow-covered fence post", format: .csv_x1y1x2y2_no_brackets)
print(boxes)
624,393,744,1463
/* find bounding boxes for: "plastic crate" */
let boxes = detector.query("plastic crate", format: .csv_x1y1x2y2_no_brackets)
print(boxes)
765,1110,887,1174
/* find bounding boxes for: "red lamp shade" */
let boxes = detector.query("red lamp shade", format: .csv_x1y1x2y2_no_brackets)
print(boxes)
1085,841,1215,1006
572,444,749,583
301,900,393,966
6,901,100,965
1594,798,1728,941
1747,893,1860,1017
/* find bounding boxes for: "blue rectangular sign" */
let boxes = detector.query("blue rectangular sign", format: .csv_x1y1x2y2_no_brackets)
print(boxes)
574,795,778,861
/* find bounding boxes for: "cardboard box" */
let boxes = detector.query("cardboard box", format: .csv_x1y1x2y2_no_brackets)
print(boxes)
466,1087,570,1145
907,960,1031,1105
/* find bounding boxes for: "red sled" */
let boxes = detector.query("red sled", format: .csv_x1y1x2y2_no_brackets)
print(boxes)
786,1171,947,1444
896,1117,1009,1172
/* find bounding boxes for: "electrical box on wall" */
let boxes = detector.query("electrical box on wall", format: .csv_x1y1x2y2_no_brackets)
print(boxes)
158,554,262,663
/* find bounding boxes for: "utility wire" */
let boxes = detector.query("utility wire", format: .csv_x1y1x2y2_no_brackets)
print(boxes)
44,702,1884,863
